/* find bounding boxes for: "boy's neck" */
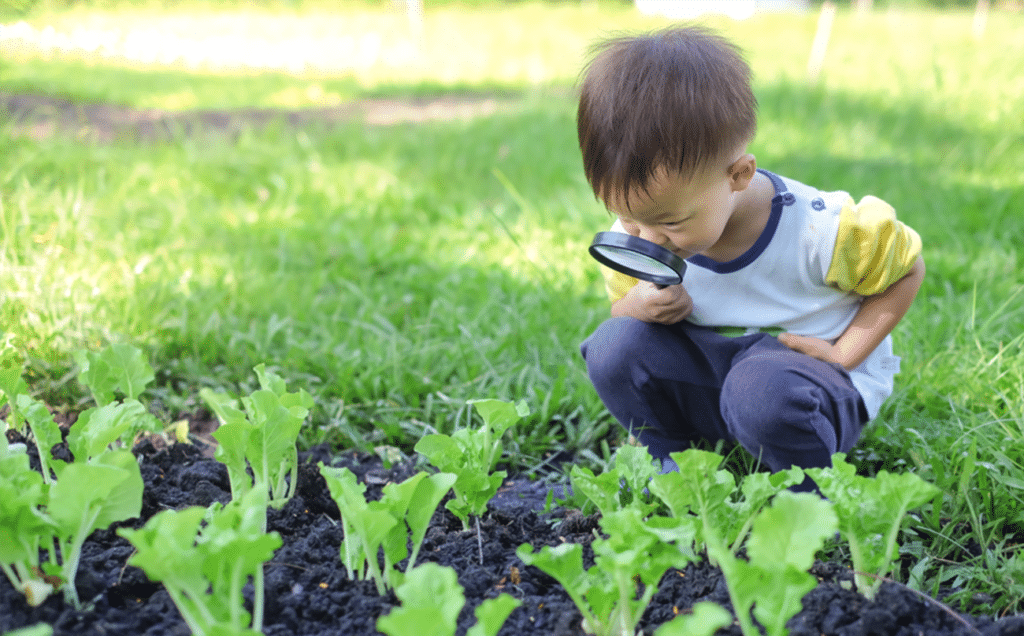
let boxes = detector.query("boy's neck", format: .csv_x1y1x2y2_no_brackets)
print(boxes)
702,170,774,263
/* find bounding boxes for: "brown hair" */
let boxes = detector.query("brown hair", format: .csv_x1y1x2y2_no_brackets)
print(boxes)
578,26,757,205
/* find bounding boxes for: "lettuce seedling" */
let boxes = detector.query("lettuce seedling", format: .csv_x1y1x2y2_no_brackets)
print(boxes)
569,444,660,517
70,344,162,451
73,343,155,407
806,453,941,600
0,338,65,484
1,431,144,610
66,399,162,462
15,395,64,485
706,491,837,636
118,488,282,636
647,449,803,555
319,464,456,594
376,562,520,636
1,342,149,609
48,449,144,608
201,364,314,509
0,434,57,607
517,507,695,636
414,399,527,530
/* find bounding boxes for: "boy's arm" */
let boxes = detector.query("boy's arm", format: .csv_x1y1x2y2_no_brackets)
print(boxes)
779,255,925,370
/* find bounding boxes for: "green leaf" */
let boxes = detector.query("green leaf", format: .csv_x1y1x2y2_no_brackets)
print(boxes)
319,464,403,594
119,506,209,593
414,434,465,471
649,449,735,551
241,389,303,506
392,471,456,572
377,563,465,636
2,624,55,636
467,398,528,438
66,399,155,462
47,453,143,608
0,335,29,426
16,395,65,482
74,344,154,406
119,490,280,635
416,433,501,524
466,593,521,636
569,465,623,517
653,602,732,636
211,417,257,500
730,559,818,636
48,451,143,534
516,542,589,600
710,492,839,636
746,491,837,572
0,436,54,580
204,387,256,500
200,491,282,598
806,454,940,599
254,364,315,412
613,443,659,499
200,388,248,429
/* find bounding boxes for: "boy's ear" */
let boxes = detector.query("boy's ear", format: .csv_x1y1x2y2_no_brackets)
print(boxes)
727,153,757,192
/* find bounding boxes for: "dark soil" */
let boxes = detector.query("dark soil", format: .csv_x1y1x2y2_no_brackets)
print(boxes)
3,431,1023,636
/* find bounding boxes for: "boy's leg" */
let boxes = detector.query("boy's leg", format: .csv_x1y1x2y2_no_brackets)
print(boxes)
581,317,868,484
720,336,868,491
580,317,746,470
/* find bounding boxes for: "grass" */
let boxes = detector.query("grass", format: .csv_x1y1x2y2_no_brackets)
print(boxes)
2,0,1023,616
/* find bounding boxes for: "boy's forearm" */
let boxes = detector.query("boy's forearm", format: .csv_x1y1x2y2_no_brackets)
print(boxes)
832,256,926,370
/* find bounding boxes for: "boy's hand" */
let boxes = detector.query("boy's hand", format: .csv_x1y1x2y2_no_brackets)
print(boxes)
611,281,693,324
778,333,841,366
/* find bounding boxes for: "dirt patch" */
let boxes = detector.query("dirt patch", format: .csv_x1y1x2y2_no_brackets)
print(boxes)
2,430,1022,636
0,91,511,142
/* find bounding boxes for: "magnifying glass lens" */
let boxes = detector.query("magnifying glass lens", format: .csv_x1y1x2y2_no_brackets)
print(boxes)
590,245,677,278
589,232,687,286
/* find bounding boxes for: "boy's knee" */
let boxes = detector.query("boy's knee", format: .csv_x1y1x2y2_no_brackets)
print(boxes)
580,317,653,378
722,366,832,444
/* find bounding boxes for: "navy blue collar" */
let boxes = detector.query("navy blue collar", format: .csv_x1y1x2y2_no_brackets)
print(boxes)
687,169,788,274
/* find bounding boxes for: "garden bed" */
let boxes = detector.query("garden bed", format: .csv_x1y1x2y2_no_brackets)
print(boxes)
2,426,1021,636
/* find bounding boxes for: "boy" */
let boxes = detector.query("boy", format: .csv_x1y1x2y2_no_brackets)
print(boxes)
578,27,925,489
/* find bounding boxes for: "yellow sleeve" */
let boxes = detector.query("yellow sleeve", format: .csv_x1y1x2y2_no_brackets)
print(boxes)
601,264,639,303
826,196,922,296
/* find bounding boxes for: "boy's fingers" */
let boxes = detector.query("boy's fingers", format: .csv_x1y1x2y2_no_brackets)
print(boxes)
779,333,837,364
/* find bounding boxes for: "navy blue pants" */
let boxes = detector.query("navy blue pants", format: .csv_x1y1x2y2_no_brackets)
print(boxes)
581,317,868,491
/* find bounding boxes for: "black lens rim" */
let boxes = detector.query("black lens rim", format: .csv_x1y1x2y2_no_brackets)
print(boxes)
589,232,687,286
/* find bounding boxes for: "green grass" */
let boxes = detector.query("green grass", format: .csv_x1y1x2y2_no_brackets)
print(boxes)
2,0,1023,616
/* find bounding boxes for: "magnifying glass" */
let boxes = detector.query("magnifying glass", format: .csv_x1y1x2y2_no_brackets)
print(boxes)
589,232,687,287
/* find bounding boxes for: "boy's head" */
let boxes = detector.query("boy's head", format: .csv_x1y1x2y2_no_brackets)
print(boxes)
578,26,757,207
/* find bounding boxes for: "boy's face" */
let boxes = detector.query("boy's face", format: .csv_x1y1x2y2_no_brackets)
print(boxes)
606,158,752,262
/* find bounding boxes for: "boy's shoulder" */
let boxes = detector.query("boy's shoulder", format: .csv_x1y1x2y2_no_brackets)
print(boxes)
763,170,853,220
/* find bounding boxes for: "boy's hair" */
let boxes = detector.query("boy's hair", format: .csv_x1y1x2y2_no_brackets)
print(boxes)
578,26,757,205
